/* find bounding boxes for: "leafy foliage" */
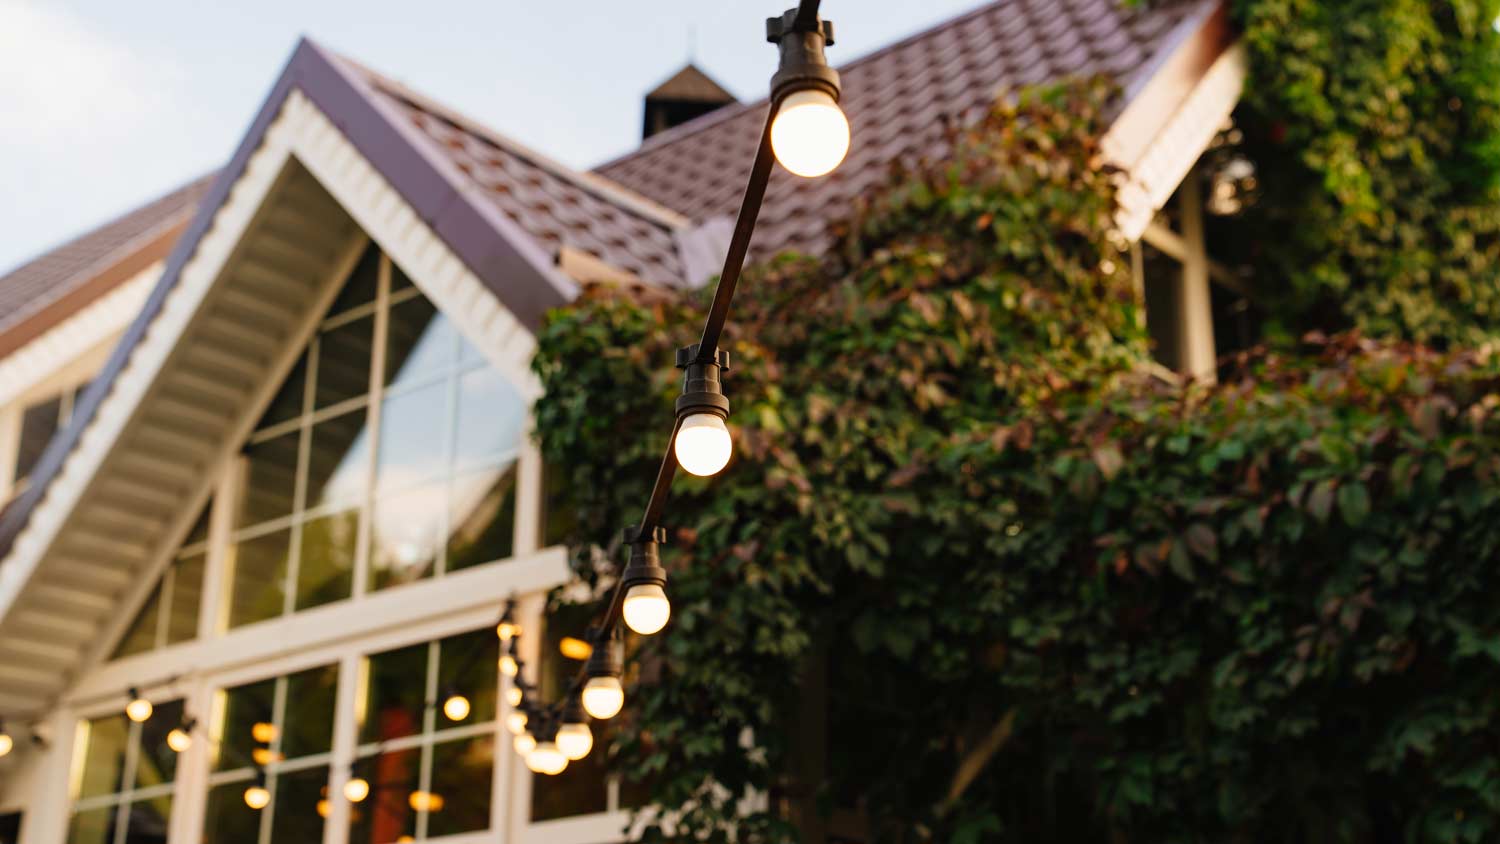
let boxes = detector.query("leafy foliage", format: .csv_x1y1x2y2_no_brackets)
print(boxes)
531,10,1500,842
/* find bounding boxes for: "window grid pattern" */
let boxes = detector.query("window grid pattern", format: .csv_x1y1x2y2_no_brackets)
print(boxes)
69,701,183,844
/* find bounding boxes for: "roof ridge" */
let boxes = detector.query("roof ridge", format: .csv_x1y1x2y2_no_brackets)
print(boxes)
330,50,692,232
593,0,1011,172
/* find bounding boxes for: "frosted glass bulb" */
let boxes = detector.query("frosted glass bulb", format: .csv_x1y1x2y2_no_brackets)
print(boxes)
675,413,732,476
497,621,520,641
771,89,851,178
622,584,671,635
244,785,271,810
442,695,471,721
251,722,277,743
557,722,594,761
0,733,12,758
514,732,537,755
505,686,524,707
506,711,528,735
125,697,153,723
499,655,519,677
581,676,624,720
527,742,568,776
317,799,331,819
166,728,192,753
344,777,370,803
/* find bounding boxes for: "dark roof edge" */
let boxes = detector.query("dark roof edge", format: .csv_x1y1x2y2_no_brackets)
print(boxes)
0,36,576,562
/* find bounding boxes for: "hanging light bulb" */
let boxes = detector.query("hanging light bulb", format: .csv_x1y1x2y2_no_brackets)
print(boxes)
581,676,624,721
125,688,153,723
408,791,445,812
166,718,195,754
513,732,537,755
442,693,471,722
344,776,370,803
244,773,271,810
505,710,529,735
0,721,12,758
499,655,519,677
621,527,671,636
622,584,671,636
770,89,850,178
526,741,568,776
497,619,521,641
557,698,593,761
317,798,332,819
505,686,524,707
558,637,593,660
674,413,732,476
251,722,277,743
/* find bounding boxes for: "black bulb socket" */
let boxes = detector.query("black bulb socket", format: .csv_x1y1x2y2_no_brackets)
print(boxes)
767,7,842,104
675,344,730,422
621,524,668,594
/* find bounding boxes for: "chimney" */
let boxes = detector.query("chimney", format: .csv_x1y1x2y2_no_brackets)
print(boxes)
642,64,737,140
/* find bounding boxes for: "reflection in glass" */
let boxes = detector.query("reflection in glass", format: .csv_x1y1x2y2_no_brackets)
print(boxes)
238,433,299,528
447,464,517,572
306,410,370,510
112,584,163,659
227,529,291,629
385,295,454,388
77,715,129,799
330,243,380,316
427,736,495,838
202,781,260,844
121,795,172,844
135,699,184,790
297,511,358,611
282,665,338,760
453,368,524,469
167,554,205,644
67,806,116,844
316,316,374,409
268,766,329,843
359,644,427,745
348,749,420,844
370,481,443,590
376,382,446,494
258,355,308,430
214,678,275,774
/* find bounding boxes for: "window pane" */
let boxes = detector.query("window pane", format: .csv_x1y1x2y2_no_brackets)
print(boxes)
359,643,428,745
447,464,516,571
369,480,443,590
427,735,495,838
185,499,213,546
135,699,184,789
348,749,420,844
203,780,261,844
453,367,524,470
316,316,374,409
386,295,454,388
376,382,447,494
121,795,172,844
112,582,163,659
14,394,61,484
282,664,338,760
167,554,205,645
330,243,380,316
66,806,116,844
269,766,329,843
437,628,498,728
305,409,370,511
258,354,308,430
214,678,276,773
77,715,129,799
296,510,357,611
542,462,579,549
227,529,291,629
238,432,299,528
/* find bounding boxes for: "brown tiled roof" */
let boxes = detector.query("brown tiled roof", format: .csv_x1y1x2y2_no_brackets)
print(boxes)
0,175,214,343
339,59,692,286
647,65,737,104
596,0,1217,261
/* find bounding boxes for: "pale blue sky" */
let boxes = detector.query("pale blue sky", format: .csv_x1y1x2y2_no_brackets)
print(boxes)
0,0,993,275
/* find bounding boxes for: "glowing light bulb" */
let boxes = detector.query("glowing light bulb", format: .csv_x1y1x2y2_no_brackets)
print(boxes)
506,711,528,735
317,798,331,819
497,621,521,641
771,89,850,178
622,583,671,635
0,732,12,758
558,636,593,660
442,694,471,722
408,790,445,812
581,676,624,720
514,732,537,755
125,695,153,724
167,728,192,753
675,413,732,476
526,742,568,776
251,722,277,743
557,722,594,761
499,655,519,677
344,777,370,803
244,785,271,810
505,686,524,707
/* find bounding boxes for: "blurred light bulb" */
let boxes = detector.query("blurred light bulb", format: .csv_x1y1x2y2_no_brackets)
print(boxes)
514,732,537,755
244,785,271,810
505,686,524,707
167,728,192,753
497,621,520,641
771,89,850,178
442,694,471,722
622,584,671,635
251,722,277,743
0,733,11,758
344,776,370,803
252,748,278,766
557,722,594,761
506,711,528,735
317,798,331,819
499,655,518,677
408,790,445,812
527,742,568,776
581,676,624,720
675,413,732,476
558,636,593,660
125,696,153,724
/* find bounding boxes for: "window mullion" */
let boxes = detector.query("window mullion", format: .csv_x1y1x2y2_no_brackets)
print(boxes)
354,253,393,599
322,653,361,844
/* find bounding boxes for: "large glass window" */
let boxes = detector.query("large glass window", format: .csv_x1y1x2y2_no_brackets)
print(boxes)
202,665,339,843
224,247,527,631
351,627,499,842
112,502,212,660
67,701,183,844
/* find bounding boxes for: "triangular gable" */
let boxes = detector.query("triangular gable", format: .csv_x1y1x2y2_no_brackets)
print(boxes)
0,39,574,714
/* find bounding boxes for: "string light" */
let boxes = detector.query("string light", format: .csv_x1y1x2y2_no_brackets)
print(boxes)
166,717,196,753
513,732,537,755
441,692,471,722
0,721,12,758
581,632,625,721
244,771,271,810
125,688,153,723
499,654,519,677
251,722,277,743
343,776,370,803
505,710,529,735
526,721,568,776
505,685,524,707
557,698,593,761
